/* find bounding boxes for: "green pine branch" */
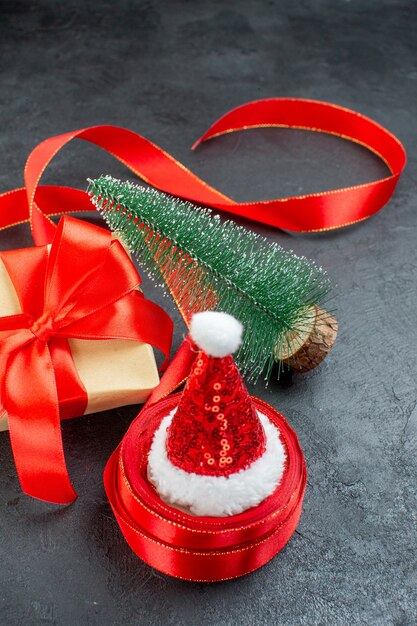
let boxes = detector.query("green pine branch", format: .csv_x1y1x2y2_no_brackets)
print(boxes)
88,175,332,382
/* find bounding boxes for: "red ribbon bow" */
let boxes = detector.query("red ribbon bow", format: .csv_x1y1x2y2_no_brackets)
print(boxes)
0,216,172,504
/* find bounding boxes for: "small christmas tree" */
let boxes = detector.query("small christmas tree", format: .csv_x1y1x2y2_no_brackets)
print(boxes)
88,176,334,382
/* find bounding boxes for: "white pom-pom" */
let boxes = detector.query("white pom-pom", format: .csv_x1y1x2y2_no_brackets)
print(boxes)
190,311,243,358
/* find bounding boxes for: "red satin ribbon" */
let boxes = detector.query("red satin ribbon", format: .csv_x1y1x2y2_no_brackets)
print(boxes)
0,98,406,507
0,216,172,504
0,98,406,243
104,394,306,581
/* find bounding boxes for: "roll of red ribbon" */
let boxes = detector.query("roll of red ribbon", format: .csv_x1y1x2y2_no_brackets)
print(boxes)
104,393,306,582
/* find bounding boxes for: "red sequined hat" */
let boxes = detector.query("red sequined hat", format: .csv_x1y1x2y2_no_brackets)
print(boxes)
166,342,266,477
147,311,287,519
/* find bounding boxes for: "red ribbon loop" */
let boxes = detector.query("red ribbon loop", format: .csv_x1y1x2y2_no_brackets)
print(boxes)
0,216,173,504
0,98,406,243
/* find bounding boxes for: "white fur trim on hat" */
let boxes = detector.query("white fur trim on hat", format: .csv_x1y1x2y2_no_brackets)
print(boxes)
147,410,286,517
190,311,243,358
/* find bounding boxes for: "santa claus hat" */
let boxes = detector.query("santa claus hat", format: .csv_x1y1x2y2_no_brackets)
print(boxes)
148,312,286,517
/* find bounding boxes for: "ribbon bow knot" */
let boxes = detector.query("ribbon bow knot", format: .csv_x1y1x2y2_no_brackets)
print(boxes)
0,216,172,504
29,311,55,342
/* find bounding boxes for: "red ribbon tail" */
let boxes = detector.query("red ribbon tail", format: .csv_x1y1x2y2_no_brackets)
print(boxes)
5,341,77,504
144,336,196,409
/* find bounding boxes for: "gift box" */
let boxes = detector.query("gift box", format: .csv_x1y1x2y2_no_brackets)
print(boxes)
0,246,159,432
0,216,172,504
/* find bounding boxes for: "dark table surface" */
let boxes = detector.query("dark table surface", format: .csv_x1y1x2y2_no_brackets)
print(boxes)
0,1,416,624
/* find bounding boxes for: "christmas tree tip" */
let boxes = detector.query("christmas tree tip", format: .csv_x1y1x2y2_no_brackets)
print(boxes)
190,311,243,358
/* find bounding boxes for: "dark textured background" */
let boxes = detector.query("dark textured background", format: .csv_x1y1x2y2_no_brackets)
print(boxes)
0,1,416,624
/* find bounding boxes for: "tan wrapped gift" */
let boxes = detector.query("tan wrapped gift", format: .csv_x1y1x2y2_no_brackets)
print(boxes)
0,240,160,432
